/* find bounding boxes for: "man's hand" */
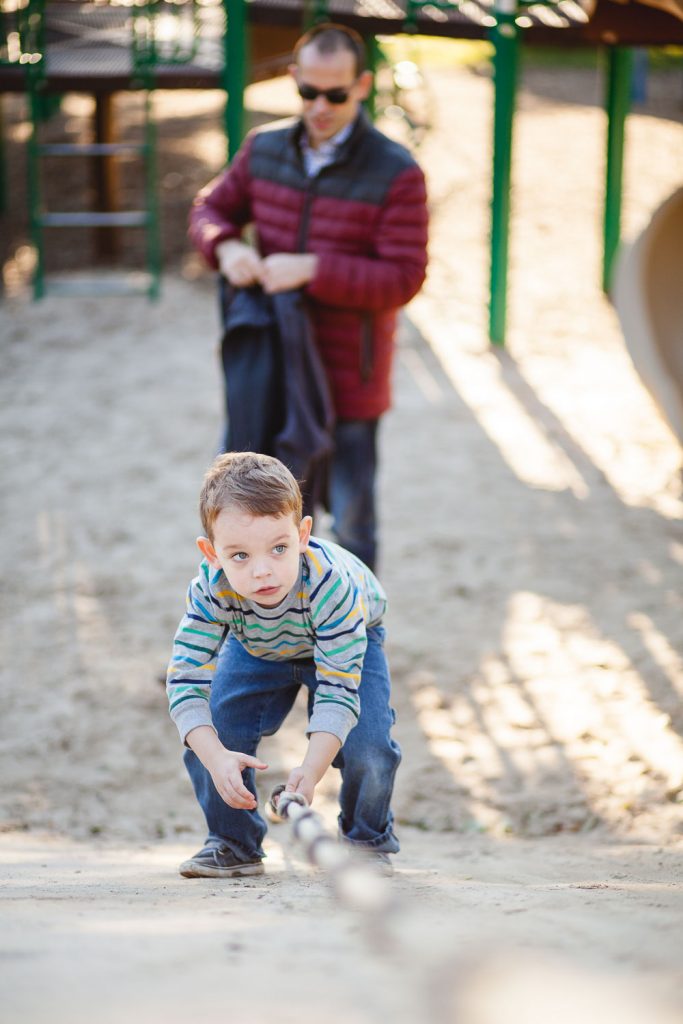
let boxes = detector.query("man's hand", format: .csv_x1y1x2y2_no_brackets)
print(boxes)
260,253,318,294
216,239,263,288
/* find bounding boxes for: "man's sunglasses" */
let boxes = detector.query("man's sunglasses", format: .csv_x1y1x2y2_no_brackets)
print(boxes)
297,82,355,104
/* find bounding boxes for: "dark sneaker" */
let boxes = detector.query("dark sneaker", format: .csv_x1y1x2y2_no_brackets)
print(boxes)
179,844,264,879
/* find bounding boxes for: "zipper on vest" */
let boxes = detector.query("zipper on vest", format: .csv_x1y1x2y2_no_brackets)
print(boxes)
297,165,375,381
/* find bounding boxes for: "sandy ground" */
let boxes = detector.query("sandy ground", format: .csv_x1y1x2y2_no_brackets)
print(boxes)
2,55,683,1023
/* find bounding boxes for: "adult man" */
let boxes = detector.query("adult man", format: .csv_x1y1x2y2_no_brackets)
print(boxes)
189,23,428,571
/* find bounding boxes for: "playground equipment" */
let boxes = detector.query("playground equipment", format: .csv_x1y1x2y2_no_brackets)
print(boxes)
1,0,195,297
613,186,683,448
1,0,682,333
215,0,683,344
0,0,300,298
487,0,683,342
19,0,171,298
603,1,683,450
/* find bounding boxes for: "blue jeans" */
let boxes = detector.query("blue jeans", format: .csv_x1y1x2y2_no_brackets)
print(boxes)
329,418,379,571
183,626,401,862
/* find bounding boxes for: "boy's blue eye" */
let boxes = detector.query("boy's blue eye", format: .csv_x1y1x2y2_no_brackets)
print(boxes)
273,544,287,554
232,552,248,562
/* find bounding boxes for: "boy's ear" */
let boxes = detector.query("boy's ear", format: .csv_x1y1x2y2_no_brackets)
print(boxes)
197,536,221,568
298,515,313,551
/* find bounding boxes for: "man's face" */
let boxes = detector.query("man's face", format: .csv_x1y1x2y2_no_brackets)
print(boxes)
199,510,312,607
291,44,371,149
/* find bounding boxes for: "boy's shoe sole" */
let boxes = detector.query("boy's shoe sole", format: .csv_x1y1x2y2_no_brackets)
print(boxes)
179,845,264,879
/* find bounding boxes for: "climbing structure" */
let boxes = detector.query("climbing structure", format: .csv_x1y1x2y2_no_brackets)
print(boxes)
1,0,681,322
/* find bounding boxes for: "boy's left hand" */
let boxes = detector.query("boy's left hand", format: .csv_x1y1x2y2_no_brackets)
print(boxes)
285,732,341,807
285,766,317,807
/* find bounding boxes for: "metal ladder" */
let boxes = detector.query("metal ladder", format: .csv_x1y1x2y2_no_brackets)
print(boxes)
0,0,31,216
22,0,198,300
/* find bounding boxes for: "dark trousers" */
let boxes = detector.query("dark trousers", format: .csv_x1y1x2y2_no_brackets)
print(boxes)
328,418,378,571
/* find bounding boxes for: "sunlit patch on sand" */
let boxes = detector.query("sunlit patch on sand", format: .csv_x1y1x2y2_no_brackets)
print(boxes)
409,590,683,836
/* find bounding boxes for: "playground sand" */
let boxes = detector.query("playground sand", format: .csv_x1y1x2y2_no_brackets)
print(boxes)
1,58,683,1023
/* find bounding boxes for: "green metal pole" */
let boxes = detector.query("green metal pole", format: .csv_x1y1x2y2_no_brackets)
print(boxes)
0,96,6,216
602,46,633,294
144,88,161,300
489,0,520,346
223,0,248,162
365,35,381,122
23,0,47,298
27,74,44,300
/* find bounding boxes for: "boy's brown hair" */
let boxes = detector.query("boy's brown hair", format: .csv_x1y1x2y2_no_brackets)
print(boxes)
199,452,303,541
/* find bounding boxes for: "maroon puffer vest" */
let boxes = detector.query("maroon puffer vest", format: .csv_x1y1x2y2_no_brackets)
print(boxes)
189,113,429,419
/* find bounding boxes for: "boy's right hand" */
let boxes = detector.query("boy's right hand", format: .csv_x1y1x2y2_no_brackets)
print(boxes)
207,748,268,810
185,726,268,810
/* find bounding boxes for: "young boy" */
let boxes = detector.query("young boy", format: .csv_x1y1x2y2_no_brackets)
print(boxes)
167,451,401,878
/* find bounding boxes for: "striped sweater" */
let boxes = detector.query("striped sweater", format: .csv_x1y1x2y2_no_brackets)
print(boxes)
167,536,386,746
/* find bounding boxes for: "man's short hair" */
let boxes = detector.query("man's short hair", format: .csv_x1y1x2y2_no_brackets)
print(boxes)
199,452,303,540
294,22,367,77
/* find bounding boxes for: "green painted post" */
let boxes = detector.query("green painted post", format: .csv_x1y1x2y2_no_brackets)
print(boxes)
223,0,247,162
24,0,46,298
489,0,520,346
603,46,633,294
365,35,381,122
144,88,161,300
0,97,6,216
27,69,45,299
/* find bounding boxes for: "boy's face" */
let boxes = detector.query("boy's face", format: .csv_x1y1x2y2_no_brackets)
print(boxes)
198,509,312,607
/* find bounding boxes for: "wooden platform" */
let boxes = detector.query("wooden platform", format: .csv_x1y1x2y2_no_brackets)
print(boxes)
246,0,590,43
3,0,682,96
0,2,295,91
0,0,594,96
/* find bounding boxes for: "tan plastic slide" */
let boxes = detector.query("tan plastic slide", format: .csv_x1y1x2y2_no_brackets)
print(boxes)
613,186,683,447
